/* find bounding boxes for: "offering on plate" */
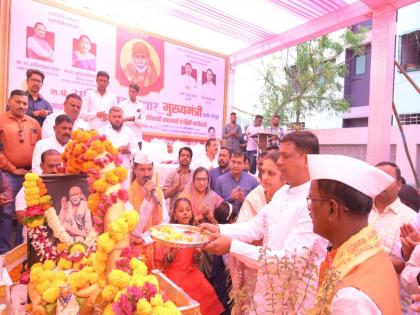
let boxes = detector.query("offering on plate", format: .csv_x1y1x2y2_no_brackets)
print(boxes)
150,224,209,248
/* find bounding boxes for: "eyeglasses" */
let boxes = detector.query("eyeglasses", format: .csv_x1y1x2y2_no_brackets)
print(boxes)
306,196,329,206
28,78,43,84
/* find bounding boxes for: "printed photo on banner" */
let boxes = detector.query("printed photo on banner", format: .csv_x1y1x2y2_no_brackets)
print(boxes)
116,28,165,96
72,34,97,71
201,68,216,100
42,174,92,242
26,22,55,62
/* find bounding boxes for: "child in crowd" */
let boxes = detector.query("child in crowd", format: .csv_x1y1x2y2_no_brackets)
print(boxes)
159,197,224,315
210,202,239,315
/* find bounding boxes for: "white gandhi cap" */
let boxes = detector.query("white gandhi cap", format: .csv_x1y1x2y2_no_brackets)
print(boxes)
307,154,395,198
134,152,153,165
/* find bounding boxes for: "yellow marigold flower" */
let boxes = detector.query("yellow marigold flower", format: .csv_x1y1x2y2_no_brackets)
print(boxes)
97,233,116,254
58,257,73,270
43,260,55,271
39,270,55,283
137,298,153,315
30,267,43,284
103,140,118,154
69,271,89,293
130,258,147,277
103,304,116,315
130,274,145,287
105,171,119,185
150,293,164,307
93,260,106,274
55,271,67,282
69,243,86,254
95,249,108,262
27,217,44,228
25,187,40,195
152,305,181,315
36,281,51,294
91,140,105,154
108,270,130,289
102,285,120,302
88,272,99,284
23,181,37,188
42,287,60,304
24,173,39,181
92,179,108,193
163,301,179,312
109,219,128,242
113,167,128,182
122,210,139,231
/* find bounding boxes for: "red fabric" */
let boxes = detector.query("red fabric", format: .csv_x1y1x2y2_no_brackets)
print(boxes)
164,248,224,315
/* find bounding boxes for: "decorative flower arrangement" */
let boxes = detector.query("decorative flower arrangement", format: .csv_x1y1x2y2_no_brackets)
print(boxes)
27,129,183,314
101,249,180,315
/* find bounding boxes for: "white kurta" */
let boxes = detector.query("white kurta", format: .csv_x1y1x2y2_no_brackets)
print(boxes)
192,154,218,170
117,99,146,142
219,181,328,313
81,90,117,129
331,287,381,315
401,244,420,309
42,111,90,139
99,124,139,188
31,136,66,175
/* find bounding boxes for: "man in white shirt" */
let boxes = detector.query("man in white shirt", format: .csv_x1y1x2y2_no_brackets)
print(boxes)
117,83,146,150
32,114,73,174
180,62,197,94
202,131,328,314
99,107,138,188
369,161,417,313
42,93,90,138
81,71,117,129
245,115,265,174
16,149,62,242
201,68,216,100
193,138,219,170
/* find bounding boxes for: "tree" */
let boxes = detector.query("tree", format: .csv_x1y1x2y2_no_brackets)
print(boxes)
259,28,366,128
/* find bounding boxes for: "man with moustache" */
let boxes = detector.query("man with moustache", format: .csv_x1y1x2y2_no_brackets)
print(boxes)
99,106,138,188
163,147,194,212
25,69,52,127
81,71,117,129
307,154,401,314
222,112,242,151
209,147,231,191
202,131,328,314
32,114,73,175
0,89,41,253
42,93,89,138
129,152,169,266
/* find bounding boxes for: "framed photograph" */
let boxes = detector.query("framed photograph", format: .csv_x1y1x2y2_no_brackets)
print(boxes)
28,174,92,266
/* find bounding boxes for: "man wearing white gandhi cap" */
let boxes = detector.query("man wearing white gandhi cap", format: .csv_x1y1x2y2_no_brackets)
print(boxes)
128,152,169,262
307,154,401,315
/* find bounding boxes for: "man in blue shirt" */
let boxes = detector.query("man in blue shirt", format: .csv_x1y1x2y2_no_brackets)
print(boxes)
26,69,53,126
215,151,258,212
209,146,230,191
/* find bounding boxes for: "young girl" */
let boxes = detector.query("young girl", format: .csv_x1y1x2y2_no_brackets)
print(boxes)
209,202,238,315
161,198,224,315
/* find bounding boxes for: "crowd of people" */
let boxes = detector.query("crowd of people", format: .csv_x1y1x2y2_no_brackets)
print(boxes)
1,67,420,314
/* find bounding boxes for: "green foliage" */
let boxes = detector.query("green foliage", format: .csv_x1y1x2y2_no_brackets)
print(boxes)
259,28,367,125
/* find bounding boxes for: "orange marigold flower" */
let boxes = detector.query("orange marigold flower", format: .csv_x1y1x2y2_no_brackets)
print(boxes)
105,172,119,185
91,141,105,154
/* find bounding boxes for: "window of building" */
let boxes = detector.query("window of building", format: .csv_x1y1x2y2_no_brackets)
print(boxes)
399,30,420,72
355,54,366,75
